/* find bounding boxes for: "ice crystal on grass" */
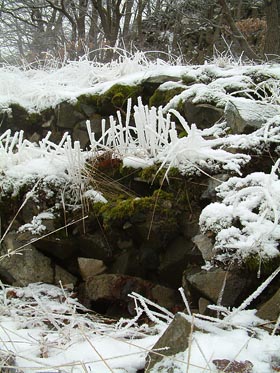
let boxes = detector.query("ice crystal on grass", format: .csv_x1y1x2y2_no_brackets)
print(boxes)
87,98,250,179
200,161,280,264
0,129,106,235
18,212,55,235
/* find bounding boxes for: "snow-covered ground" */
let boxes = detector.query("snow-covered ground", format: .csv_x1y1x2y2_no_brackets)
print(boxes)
1,55,280,372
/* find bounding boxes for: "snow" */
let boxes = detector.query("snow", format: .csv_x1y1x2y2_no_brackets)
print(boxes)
1,56,280,371
200,165,280,263
0,283,163,373
1,56,280,113
1,282,280,372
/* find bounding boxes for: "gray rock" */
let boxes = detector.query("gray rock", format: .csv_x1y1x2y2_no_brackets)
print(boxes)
225,97,279,134
184,101,223,129
56,101,85,129
257,287,280,321
78,257,107,280
0,232,54,286
185,267,250,307
20,199,40,224
111,249,143,277
33,236,79,261
201,174,229,200
79,103,97,117
145,312,193,372
54,265,77,286
78,233,113,260
159,236,202,288
72,126,90,149
85,274,180,310
192,233,214,262
144,75,181,85
198,297,211,315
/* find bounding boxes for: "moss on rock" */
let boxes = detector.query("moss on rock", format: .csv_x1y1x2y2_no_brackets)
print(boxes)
76,84,143,117
94,189,178,231
149,87,185,108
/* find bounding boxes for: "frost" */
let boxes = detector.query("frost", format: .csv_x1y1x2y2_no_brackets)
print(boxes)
200,162,280,264
18,212,55,235
83,189,107,203
87,98,250,179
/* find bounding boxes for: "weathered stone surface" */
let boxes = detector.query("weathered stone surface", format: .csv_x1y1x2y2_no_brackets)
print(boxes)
201,174,229,200
143,75,181,86
198,297,211,315
184,101,223,129
20,199,40,224
110,249,143,277
145,312,192,372
257,287,280,321
192,233,214,262
212,359,253,373
0,232,53,286
56,101,85,128
72,126,90,148
185,267,250,307
54,265,77,286
159,236,202,288
85,274,180,310
77,233,113,260
78,257,107,280
225,97,279,134
33,236,79,260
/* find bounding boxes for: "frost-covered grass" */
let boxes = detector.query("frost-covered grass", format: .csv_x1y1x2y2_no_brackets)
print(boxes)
1,55,280,372
1,52,280,112
87,97,250,178
2,98,280,264
0,280,279,372
0,52,187,111
200,161,280,265
0,283,165,372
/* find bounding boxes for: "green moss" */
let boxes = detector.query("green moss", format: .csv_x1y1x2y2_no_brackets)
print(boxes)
178,130,188,138
181,74,197,85
138,164,182,186
245,253,280,275
28,112,42,126
76,84,142,116
99,84,143,113
149,87,185,107
75,94,99,113
9,103,44,129
176,98,185,114
95,189,177,230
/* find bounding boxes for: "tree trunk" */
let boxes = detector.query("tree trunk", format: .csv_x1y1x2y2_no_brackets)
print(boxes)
122,0,133,45
264,0,280,57
217,0,259,60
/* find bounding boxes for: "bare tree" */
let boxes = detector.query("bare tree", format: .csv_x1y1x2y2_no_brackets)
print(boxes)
217,0,260,59
264,0,280,57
